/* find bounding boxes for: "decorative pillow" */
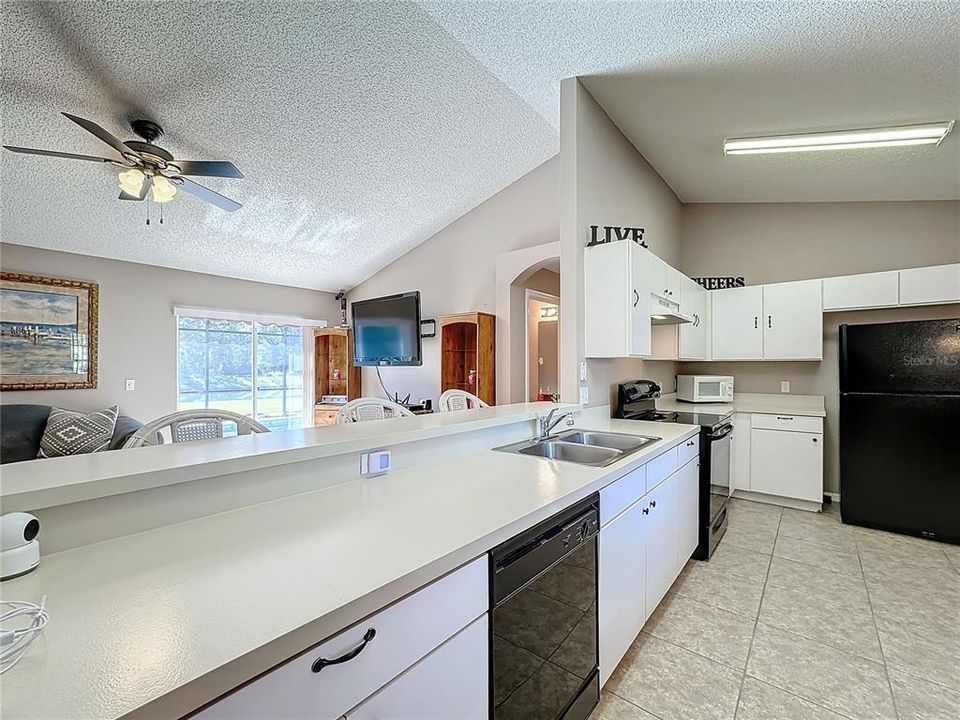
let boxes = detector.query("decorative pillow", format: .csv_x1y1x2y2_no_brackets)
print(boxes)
37,406,119,459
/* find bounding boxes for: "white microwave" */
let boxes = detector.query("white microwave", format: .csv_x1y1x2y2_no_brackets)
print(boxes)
677,375,734,403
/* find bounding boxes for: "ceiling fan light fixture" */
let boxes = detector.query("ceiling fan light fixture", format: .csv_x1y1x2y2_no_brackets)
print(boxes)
724,121,955,155
151,174,177,203
117,167,145,196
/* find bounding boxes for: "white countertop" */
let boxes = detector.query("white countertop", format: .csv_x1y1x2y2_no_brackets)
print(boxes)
0,415,697,720
0,401,578,512
657,392,826,418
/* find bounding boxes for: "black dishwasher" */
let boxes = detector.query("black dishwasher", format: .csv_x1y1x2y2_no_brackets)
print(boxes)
489,495,600,720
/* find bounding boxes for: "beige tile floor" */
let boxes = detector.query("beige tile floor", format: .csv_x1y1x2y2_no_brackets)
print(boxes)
593,499,960,720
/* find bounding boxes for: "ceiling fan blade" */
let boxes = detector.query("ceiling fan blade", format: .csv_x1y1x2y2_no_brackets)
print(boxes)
119,175,152,201
61,112,134,157
179,177,242,212
173,160,243,178
3,145,116,163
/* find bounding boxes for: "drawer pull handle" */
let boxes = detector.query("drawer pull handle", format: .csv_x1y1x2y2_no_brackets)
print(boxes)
776,416,794,421
312,628,376,673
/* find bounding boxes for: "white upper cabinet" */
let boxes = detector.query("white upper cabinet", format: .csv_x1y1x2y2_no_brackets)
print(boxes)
822,271,899,312
678,276,710,360
898,264,960,306
711,281,822,361
711,285,764,360
584,242,651,357
761,280,823,361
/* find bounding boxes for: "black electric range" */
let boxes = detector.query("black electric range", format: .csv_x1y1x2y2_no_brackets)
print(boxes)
615,380,732,560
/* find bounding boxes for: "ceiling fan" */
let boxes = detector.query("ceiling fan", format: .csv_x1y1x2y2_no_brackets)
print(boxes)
3,112,243,212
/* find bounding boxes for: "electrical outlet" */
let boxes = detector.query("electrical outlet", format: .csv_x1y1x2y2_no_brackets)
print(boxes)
579,362,587,382
360,449,391,477
124,378,136,391
780,380,791,394
579,386,589,405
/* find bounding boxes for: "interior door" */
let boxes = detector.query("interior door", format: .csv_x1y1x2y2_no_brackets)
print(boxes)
598,500,646,685
762,280,823,360
711,286,763,360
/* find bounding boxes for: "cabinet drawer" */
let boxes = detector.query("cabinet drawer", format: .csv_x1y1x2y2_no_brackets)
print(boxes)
751,413,823,434
194,557,488,720
600,464,646,526
646,445,678,492
678,434,699,465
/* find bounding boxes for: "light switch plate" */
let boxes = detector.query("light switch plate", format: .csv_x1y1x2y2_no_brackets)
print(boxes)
124,378,136,391
780,380,791,394
579,386,589,405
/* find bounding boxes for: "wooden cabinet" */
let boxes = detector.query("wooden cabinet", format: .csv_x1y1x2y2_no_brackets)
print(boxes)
676,457,699,571
584,241,652,357
711,281,821,361
598,498,646,685
761,280,823,360
898,263,960,306
346,615,488,720
711,285,764,360
439,313,495,405
822,271,899,312
315,328,361,426
678,276,710,360
749,415,823,503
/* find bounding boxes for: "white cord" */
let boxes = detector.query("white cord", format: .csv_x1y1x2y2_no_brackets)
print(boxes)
0,597,48,674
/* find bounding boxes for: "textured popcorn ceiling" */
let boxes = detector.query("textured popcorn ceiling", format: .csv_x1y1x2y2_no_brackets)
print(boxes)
1,3,957,291
424,0,960,202
0,1,556,290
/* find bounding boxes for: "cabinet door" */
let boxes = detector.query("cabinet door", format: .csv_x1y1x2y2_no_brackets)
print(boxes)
731,413,751,491
663,263,683,303
678,277,709,360
628,244,653,356
750,429,823,502
676,458,700,572
644,474,678,619
762,280,823,360
599,500,646,686
585,242,633,357
822,271,899,311
899,264,960,306
633,245,666,300
711,286,763,360
347,615,488,720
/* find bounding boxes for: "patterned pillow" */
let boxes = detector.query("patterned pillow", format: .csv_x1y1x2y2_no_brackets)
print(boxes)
37,406,119,459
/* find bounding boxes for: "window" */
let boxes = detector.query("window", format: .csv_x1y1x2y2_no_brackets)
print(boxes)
177,316,305,431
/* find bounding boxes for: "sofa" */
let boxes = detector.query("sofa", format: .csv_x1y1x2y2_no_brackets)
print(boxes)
0,404,143,464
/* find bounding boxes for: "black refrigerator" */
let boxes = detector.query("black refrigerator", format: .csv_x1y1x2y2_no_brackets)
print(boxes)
839,318,960,544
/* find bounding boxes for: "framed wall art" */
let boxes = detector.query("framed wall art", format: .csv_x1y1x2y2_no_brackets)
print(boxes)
0,272,99,390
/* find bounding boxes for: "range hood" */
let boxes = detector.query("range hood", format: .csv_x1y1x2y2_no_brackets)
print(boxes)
649,295,693,325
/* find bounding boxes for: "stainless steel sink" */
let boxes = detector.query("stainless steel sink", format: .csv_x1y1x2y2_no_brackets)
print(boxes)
516,441,621,466
555,430,659,453
495,429,662,468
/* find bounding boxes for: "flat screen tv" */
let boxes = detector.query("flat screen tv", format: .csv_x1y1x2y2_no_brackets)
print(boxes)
352,291,422,366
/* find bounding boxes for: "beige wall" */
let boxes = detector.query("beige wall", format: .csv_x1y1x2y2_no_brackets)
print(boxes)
0,244,340,421
679,201,960,494
348,156,560,404
559,78,682,407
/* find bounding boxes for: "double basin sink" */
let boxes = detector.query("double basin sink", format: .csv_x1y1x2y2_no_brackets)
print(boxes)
495,429,661,468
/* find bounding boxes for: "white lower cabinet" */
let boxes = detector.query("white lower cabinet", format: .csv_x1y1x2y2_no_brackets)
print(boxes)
194,557,488,720
644,473,679,617
598,499,647,686
731,413,751,491
750,416,823,503
346,615,488,720
598,436,700,687
676,458,699,572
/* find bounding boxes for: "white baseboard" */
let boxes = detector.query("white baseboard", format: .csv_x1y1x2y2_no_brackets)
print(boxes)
732,489,822,513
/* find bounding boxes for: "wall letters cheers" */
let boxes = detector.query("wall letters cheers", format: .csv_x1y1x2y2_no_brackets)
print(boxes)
586,225,647,248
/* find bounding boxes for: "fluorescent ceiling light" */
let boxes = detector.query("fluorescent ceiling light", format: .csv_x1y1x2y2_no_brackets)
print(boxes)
724,122,954,156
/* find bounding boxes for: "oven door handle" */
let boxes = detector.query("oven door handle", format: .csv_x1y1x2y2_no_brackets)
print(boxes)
710,424,734,441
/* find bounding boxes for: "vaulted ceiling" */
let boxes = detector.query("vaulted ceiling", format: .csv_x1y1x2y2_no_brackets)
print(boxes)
2,2,957,291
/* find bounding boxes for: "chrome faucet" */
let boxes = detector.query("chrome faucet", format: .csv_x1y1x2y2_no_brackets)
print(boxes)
538,408,575,440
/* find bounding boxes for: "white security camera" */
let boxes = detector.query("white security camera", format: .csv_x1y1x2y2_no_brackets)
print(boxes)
0,513,40,581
